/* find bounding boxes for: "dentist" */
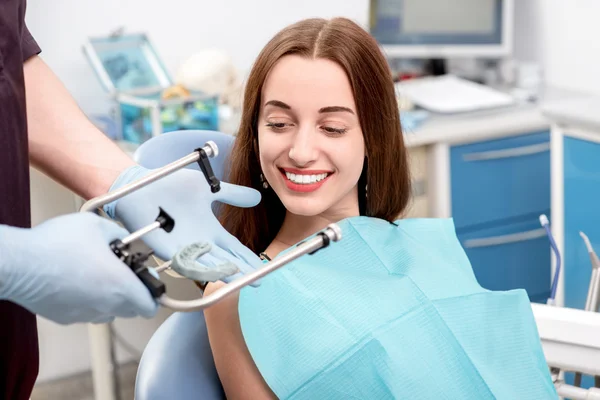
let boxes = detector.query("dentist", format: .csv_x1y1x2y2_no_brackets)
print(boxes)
0,2,261,399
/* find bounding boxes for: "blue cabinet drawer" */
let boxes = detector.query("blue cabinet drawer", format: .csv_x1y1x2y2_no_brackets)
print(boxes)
451,131,551,231
457,216,551,303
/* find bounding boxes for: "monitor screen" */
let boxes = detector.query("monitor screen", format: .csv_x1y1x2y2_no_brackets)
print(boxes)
370,0,510,56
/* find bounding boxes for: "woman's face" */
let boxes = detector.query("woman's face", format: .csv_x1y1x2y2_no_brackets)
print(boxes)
257,55,365,218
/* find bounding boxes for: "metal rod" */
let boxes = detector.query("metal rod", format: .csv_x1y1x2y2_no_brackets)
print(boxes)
121,221,161,246
154,260,171,273
591,270,600,312
586,268,598,311
80,142,216,213
158,224,342,311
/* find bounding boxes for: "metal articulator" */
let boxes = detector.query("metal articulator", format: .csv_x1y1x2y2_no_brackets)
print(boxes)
80,141,343,312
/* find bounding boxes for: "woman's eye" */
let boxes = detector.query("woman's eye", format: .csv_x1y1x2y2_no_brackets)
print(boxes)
323,126,347,135
266,122,289,131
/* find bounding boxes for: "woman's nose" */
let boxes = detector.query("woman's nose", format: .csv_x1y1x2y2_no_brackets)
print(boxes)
288,129,317,166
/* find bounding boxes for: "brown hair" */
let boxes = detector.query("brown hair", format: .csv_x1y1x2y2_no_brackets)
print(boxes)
218,17,411,254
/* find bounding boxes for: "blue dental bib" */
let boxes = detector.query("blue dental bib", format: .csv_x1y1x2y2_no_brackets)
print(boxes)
238,217,556,399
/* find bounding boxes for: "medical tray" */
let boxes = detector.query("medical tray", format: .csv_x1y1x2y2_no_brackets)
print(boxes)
83,32,219,144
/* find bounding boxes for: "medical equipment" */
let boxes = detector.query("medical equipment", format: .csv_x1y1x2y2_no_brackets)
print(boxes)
581,232,600,313
80,139,343,311
170,242,239,283
369,0,514,59
540,214,562,305
83,31,220,144
238,217,556,399
102,144,263,281
109,207,174,298
537,214,600,398
0,212,157,325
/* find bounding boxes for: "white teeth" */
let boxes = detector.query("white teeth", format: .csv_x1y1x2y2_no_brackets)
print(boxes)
285,171,329,184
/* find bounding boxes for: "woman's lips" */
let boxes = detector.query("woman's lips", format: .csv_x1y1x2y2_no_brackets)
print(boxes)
279,168,333,193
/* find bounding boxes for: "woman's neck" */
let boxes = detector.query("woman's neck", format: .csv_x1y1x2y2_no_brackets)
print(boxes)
267,203,359,258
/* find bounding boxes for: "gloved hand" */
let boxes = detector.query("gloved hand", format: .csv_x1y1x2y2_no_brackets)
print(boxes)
103,165,263,284
0,213,158,325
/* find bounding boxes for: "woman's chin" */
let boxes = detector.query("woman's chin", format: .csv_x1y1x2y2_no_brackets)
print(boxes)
280,197,329,217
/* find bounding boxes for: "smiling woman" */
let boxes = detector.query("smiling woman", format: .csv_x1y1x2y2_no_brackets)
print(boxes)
218,17,411,256
203,16,411,399
201,16,556,400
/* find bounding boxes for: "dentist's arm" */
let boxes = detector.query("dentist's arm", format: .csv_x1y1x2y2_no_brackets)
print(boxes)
24,55,135,200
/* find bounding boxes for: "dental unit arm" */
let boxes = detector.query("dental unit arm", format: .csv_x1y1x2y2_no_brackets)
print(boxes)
536,214,600,399
80,141,343,312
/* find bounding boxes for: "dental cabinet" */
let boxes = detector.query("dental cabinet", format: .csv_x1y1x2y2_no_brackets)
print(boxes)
405,87,596,306
405,102,553,304
451,130,552,303
540,97,600,312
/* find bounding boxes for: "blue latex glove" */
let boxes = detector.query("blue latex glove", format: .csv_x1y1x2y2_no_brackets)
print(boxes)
103,165,263,284
0,213,158,325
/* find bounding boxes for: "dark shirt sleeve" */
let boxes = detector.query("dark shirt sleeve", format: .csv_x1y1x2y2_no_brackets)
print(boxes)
21,23,41,61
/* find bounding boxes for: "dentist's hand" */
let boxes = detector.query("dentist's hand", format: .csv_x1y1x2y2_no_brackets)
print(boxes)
0,213,158,325
103,165,263,284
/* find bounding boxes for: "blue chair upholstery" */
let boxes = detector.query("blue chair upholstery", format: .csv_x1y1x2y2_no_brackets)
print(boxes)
135,311,225,400
133,130,235,400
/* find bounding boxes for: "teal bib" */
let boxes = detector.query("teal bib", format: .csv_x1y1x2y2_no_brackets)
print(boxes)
239,217,556,399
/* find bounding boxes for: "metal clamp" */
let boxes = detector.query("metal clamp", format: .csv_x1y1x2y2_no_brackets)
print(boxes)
159,224,342,311
80,141,220,213
80,141,343,311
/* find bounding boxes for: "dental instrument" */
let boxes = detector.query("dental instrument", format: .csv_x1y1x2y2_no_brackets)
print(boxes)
101,137,262,283
539,214,561,305
575,231,600,388
81,140,343,311
170,242,239,283
84,141,221,215
537,214,600,398
109,207,174,298
581,231,600,313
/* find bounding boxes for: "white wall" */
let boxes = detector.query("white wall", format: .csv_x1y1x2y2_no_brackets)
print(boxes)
25,0,370,117
513,0,600,96
25,0,370,384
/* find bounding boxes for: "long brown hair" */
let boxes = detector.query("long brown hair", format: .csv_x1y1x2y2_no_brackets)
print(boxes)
219,17,411,254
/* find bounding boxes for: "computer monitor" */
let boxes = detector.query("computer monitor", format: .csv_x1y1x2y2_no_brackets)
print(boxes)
369,0,514,59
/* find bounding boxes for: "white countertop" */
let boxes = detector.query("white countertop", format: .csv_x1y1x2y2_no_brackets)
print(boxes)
541,95,600,132
403,86,591,148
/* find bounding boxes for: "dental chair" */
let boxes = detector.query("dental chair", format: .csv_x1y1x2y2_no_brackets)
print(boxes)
133,130,234,400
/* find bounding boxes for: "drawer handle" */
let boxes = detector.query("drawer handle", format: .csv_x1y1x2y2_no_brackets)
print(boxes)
462,142,550,162
463,228,547,249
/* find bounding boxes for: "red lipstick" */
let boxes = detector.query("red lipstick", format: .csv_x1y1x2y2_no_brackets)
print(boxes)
279,168,333,193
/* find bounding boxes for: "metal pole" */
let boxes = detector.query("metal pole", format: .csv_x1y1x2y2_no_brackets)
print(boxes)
159,224,342,311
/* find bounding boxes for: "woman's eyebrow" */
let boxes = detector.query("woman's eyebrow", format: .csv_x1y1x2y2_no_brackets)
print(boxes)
264,101,355,115
264,100,291,109
318,106,355,115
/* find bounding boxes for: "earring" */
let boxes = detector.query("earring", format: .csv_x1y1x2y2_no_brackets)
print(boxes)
365,183,368,198
260,173,269,189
